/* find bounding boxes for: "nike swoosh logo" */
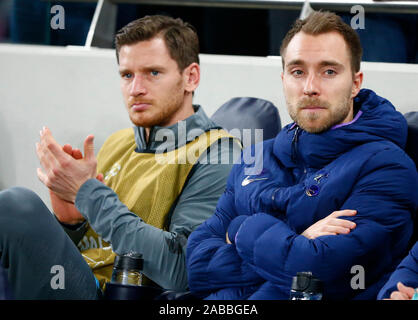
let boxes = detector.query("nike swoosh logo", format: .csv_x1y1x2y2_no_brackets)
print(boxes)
241,176,268,186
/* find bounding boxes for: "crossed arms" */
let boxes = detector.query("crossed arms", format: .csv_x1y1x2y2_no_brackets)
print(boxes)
186,149,418,299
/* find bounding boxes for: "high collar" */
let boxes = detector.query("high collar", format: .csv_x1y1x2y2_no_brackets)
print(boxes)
273,88,408,169
133,105,220,153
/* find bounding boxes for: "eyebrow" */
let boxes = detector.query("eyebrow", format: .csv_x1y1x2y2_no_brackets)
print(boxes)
286,59,344,69
118,65,166,75
118,68,130,75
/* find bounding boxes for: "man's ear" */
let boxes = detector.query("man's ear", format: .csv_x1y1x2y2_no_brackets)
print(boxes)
351,71,363,98
184,63,200,93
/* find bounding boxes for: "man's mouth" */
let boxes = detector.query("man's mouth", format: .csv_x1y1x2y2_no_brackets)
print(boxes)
130,102,151,112
301,105,326,110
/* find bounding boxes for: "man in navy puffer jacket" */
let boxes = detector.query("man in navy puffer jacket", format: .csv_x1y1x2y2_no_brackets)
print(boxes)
186,11,418,300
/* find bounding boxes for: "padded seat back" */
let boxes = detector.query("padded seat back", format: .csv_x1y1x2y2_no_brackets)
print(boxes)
211,97,281,149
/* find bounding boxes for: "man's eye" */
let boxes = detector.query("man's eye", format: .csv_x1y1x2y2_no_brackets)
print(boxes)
151,70,159,76
291,70,303,76
122,73,132,79
325,69,336,75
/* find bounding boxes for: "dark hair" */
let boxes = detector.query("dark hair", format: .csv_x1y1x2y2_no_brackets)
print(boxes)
115,15,200,71
280,11,363,73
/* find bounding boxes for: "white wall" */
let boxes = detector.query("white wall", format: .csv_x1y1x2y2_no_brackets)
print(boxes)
0,44,417,208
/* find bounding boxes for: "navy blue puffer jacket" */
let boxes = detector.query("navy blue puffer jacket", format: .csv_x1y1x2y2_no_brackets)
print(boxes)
377,241,418,299
186,89,418,300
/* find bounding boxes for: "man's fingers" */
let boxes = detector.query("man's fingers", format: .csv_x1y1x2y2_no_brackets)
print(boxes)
324,225,351,235
314,231,337,238
96,173,104,182
40,126,72,165
40,126,59,146
397,282,415,298
36,167,48,186
72,148,83,160
390,290,409,300
47,139,73,166
63,144,83,160
63,144,73,155
226,231,232,244
83,135,95,160
330,209,357,218
63,144,82,159
331,218,356,229
36,142,58,173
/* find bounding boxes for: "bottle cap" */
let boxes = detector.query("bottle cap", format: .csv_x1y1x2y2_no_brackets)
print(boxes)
114,252,143,271
291,272,323,293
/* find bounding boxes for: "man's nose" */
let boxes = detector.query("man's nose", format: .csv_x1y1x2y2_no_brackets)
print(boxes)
303,73,320,96
130,75,147,96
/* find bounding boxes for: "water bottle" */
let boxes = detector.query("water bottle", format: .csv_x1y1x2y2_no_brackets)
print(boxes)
104,251,164,300
290,271,323,300
111,252,143,286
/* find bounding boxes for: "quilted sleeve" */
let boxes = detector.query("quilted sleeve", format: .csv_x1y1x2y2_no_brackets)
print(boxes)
186,167,263,296
377,242,418,299
234,148,418,298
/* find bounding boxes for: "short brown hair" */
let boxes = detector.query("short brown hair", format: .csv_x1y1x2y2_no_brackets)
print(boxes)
115,15,200,71
280,11,362,73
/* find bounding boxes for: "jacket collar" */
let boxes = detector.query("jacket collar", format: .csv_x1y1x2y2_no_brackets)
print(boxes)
273,89,408,169
133,105,220,153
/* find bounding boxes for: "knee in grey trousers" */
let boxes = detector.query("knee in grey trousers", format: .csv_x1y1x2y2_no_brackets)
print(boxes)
0,187,98,299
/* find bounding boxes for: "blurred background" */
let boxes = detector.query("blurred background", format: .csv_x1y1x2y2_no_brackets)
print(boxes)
0,0,417,63
0,0,417,205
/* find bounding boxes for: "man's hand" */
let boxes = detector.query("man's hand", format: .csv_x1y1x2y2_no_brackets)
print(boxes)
302,209,357,239
49,189,85,225
386,282,416,300
49,143,104,225
62,143,105,182
226,231,232,244
36,126,97,203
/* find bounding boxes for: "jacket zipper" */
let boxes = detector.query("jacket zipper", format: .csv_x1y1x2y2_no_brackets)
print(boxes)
291,126,300,163
291,126,308,180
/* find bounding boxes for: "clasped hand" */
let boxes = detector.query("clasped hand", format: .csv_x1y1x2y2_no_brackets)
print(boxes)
301,209,357,239
36,126,98,204
225,209,357,244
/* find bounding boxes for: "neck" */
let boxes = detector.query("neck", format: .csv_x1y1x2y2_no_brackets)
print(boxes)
341,100,354,124
144,101,195,143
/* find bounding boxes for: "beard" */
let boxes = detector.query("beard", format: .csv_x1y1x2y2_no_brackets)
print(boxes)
127,80,185,128
286,92,352,134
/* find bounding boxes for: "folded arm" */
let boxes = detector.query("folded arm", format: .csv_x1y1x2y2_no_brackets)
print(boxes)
186,168,264,295
234,149,418,297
